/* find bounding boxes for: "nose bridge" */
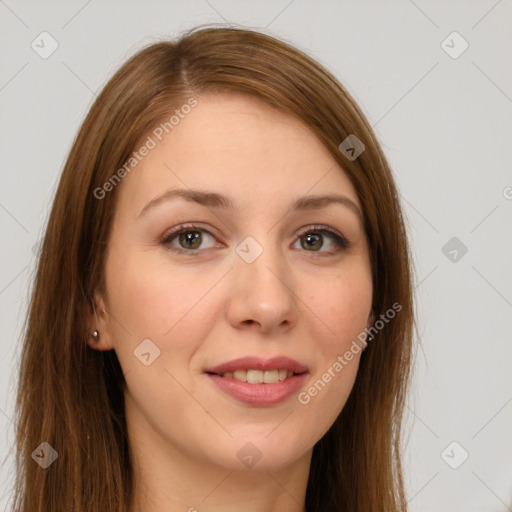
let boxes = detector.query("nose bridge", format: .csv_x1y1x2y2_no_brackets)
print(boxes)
228,233,298,331
235,233,290,297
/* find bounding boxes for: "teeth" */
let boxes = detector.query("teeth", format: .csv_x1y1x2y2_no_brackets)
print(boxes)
263,369,279,383
219,369,296,383
233,370,246,381
247,370,263,384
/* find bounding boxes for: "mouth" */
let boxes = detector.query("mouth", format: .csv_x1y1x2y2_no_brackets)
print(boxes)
203,355,309,380
203,356,309,406
205,368,303,384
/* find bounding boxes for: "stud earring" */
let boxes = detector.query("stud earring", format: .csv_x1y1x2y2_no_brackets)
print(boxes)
362,333,374,351
89,330,100,342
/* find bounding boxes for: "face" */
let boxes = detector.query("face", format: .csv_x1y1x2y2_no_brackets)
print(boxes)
88,92,373,475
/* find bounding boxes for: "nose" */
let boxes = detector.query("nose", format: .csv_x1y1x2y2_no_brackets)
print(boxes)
225,241,299,336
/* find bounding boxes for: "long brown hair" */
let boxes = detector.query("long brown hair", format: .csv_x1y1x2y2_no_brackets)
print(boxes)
10,25,415,511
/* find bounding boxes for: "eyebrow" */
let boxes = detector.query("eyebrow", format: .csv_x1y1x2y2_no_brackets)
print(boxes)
136,188,363,220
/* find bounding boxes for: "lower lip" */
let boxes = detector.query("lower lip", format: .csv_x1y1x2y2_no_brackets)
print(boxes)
206,373,308,407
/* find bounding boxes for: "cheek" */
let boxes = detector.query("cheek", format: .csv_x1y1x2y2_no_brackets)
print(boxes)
305,267,372,348
296,356,359,446
104,249,226,356
103,250,221,435
294,273,370,440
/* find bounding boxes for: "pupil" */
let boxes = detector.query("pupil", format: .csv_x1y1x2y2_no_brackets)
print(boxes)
180,232,201,249
303,233,322,250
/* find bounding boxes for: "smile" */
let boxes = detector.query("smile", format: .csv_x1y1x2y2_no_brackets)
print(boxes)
209,369,297,384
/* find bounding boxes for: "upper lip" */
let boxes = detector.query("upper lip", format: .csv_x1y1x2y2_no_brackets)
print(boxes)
204,356,309,375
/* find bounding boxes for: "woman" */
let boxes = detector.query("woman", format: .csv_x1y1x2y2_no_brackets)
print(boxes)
11,25,415,511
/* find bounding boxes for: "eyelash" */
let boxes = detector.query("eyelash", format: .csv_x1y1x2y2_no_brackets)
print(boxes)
160,223,350,257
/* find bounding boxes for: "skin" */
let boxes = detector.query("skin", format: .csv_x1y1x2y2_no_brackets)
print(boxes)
87,92,374,512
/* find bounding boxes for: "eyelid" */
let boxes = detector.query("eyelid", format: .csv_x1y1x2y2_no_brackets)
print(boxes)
161,222,218,240
295,224,346,241
160,222,221,254
294,224,351,253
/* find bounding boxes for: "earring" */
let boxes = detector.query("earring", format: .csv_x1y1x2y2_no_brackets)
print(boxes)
90,330,100,342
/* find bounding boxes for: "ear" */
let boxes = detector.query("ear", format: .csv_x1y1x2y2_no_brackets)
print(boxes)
85,292,114,351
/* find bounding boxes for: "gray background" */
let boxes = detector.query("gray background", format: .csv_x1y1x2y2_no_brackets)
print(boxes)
1,1,511,510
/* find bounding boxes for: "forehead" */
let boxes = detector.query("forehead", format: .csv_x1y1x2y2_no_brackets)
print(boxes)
117,92,361,214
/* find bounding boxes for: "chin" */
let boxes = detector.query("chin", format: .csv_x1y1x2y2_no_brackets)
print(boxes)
204,431,311,472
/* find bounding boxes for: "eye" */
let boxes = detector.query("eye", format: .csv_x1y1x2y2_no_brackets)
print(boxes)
160,224,218,255
293,225,350,254
160,223,350,256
